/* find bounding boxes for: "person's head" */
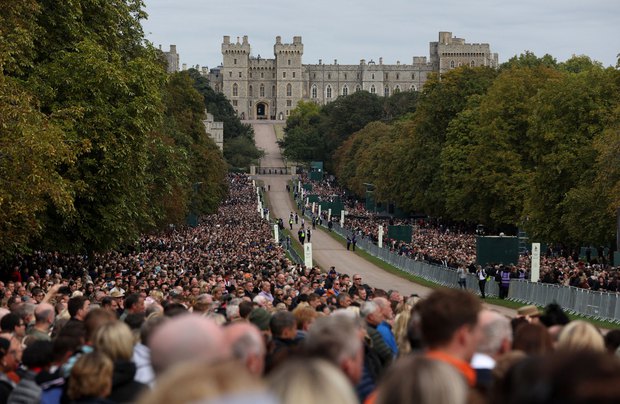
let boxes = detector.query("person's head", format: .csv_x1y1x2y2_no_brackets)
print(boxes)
136,360,266,404
226,322,266,376
149,314,229,375
68,352,113,401
512,322,553,355
270,310,297,340
68,296,90,321
336,293,352,308
373,297,394,321
476,310,512,358
101,296,119,314
293,306,319,331
124,293,145,314
34,303,56,327
492,350,620,404
93,320,134,362
268,359,357,404
0,313,26,337
417,288,482,362
84,308,117,344
375,356,467,404
557,320,605,353
0,336,22,372
304,315,364,384
360,300,383,326
21,340,53,371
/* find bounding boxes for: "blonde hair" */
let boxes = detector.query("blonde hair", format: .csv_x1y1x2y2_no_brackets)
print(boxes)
268,359,357,404
68,352,113,400
557,320,605,352
93,320,134,361
136,360,262,404
375,356,467,404
392,302,414,355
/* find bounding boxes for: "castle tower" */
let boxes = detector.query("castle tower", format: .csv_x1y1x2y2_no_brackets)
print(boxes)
221,36,251,119
274,36,303,120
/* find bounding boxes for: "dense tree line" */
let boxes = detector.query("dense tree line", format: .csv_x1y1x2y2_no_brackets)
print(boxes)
0,0,228,257
186,69,264,169
282,53,620,247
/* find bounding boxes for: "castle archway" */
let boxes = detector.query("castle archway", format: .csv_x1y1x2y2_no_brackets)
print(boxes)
256,102,269,120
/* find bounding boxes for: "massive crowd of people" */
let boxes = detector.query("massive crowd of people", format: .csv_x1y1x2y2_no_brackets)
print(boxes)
0,173,619,404
298,175,620,293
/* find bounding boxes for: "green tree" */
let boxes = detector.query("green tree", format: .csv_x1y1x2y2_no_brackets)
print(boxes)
0,75,77,256
391,67,498,216
500,51,558,71
441,66,560,227
186,68,262,169
524,67,620,244
281,101,326,162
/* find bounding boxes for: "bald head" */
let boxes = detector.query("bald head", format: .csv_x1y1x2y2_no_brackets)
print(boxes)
476,310,512,357
225,322,266,376
149,314,229,375
34,303,55,324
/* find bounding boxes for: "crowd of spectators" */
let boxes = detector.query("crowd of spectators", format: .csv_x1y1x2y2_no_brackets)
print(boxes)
298,176,620,293
0,173,619,403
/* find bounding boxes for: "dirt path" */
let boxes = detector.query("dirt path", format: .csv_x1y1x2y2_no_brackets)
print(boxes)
252,121,517,316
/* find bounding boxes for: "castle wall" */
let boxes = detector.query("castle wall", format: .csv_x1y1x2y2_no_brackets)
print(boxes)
211,32,497,119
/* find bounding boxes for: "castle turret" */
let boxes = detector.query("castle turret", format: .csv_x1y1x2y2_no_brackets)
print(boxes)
221,35,251,119
274,36,304,120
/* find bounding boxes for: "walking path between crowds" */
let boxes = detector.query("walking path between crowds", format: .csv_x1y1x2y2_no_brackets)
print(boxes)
250,121,518,318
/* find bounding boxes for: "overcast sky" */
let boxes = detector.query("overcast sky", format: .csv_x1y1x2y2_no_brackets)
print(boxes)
143,0,619,69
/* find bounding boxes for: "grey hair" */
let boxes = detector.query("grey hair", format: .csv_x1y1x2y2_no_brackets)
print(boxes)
360,301,379,319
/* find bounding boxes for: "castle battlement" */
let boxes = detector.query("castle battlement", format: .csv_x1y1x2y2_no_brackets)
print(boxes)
209,32,497,120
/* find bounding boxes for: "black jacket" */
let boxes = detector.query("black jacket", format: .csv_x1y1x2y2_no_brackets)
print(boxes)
107,361,147,404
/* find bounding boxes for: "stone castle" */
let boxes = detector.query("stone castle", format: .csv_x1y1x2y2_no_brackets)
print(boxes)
168,32,498,120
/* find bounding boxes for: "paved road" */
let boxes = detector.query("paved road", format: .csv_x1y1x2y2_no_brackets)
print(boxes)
252,121,517,317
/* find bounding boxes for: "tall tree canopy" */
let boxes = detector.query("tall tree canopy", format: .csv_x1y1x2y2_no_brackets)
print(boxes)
0,0,228,256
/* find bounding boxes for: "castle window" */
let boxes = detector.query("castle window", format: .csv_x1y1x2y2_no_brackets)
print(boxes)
328,73,331,79
411,73,415,79
272,85,276,96
239,71,242,78
261,72,264,78
313,73,316,79
385,73,388,80
249,85,253,96
470,60,475,67
288,59,291,66
450,60,455,68
355,84,361,92
357,73,360,79
371,73,375,80
384,86,390,97
232,83,238,97
370,85,376,94
342,85,348,96
232,100,238,106
396,73,400,80
344,73,347,79
394,85,401,94
283,72,287,78
287,100,292,106
293,72,296,78
286,83,292,97
260,84,265,97
249,73,252,78
311,85,317,99
229,71,232,77
411,84,417,91
234,58,237,65
326,85,332,99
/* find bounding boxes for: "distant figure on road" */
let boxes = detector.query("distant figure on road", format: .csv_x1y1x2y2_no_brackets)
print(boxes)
307,228,312,242
352,234,357,251
346,236,351,251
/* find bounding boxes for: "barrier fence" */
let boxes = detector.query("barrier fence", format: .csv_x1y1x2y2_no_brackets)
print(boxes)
303,204,620,323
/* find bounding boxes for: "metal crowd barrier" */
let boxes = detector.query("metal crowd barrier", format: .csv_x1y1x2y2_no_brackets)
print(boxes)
297,199,620,323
